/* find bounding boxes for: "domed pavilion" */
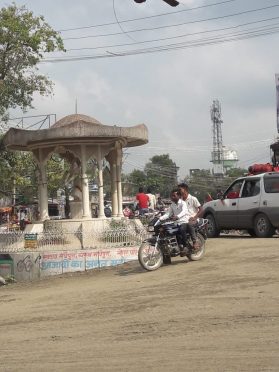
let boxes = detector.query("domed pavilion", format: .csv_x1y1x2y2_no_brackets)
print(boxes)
3,114,148,221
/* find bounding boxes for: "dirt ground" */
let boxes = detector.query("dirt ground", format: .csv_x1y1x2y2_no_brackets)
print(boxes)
1,235,279,372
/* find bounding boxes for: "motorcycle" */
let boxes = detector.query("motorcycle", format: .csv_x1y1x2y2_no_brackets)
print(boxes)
138,217,208,271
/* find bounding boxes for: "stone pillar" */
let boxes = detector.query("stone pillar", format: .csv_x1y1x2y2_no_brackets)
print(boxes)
35,168,41,221
81,145,91,218
38,150,49,221
111,161,118,217
116,146,123,217
97,146,105,218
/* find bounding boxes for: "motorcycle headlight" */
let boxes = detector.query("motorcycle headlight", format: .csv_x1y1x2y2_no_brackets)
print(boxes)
148,225,154,232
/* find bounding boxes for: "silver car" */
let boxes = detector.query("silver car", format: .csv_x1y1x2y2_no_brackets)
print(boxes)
203,172,279,238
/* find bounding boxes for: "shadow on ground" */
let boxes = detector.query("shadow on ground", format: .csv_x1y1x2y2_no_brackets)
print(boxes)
115,258,190,276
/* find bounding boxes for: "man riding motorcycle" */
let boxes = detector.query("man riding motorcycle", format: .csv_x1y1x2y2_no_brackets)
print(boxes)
159,188,198,256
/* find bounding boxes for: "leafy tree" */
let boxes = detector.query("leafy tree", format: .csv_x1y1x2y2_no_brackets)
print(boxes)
122,170,146,197
123,154,178,197
0,144,70,205
0,146,37,203
182,167,249,204
182,169,216,203
0,3,65,121
144,154,178,197
47,155,68,201
226,167,247,178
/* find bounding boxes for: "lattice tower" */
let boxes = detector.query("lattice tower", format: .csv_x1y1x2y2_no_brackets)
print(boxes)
210,100,224,175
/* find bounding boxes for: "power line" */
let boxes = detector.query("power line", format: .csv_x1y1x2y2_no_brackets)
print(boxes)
126,139,272,157
58,0,240,32
123,143,273,175
124,159,239,183
64,16,279,52
62,4,279,41
43,25,279,63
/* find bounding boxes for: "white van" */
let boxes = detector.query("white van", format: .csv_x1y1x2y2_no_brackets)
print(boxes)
203,172,279,238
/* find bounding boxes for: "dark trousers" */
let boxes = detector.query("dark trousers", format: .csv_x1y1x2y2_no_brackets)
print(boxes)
139,208,149,216
179,223,197,246
20,220,26,231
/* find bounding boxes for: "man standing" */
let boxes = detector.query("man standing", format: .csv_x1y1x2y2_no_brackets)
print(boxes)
146,187,156,211
19,210,27,231
136,187,149,215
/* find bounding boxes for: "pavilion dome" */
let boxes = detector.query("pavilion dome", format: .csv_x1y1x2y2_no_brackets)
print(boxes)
51,114,103,128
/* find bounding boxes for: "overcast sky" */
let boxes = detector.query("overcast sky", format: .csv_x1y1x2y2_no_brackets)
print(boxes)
3,0,279,177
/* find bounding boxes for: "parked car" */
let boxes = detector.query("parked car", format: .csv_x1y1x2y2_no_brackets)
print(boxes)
203,172,279,238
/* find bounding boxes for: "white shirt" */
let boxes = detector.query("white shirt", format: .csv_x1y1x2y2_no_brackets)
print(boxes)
147,193,156,210
160,199,191,224
184,194,201,216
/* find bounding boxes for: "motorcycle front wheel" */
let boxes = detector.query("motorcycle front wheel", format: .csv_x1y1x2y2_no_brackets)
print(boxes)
138,241,163,271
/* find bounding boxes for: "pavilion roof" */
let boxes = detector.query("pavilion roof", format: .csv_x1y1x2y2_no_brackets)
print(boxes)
3,114,148,151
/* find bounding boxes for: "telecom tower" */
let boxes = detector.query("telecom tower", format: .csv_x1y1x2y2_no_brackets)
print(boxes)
210,99,224,176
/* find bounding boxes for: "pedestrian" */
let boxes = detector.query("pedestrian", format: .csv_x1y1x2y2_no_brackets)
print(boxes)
156,196,165,211
135,187,149,215
104,201,112,217
19,210,27,231
146,187,156,211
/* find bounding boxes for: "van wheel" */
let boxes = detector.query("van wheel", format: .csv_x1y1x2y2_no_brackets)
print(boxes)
206,214,220,238
253,214,275,238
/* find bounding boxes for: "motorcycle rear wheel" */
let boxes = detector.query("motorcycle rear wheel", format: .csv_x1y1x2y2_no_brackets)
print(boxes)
138,242,163,271
187,233,205,261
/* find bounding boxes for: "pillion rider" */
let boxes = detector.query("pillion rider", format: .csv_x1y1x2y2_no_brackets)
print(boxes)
178,183,203,225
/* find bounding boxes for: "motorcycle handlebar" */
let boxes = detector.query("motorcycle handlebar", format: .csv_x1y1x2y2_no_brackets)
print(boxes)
150,217,208,228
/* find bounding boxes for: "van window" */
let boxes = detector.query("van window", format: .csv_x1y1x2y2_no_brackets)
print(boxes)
264,176,279,193
225,180,243,199
241,179,260,198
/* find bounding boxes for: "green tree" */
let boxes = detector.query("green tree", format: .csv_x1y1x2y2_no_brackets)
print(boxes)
0,143,71,205
0,146,37,203
182,169,216,203
144,154,178,197
122,170,146,196
46,155,67,201
0,3,65,121
182,168,248,203
123,154,178,197
226,167,247,178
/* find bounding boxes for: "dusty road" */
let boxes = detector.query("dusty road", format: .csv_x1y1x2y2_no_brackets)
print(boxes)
1,236,279,372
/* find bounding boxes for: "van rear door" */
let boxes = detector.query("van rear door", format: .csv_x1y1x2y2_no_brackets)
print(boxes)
262,173,279,227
